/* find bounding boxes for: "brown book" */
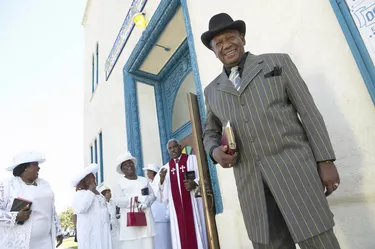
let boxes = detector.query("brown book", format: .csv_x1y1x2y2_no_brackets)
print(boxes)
10,197,32,212
11,198,32,225
220,121,237,155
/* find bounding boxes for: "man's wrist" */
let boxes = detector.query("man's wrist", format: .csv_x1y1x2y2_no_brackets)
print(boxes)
210,146,219,161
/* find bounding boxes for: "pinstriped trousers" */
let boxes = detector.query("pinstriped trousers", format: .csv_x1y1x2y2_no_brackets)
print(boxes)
252,184,341,249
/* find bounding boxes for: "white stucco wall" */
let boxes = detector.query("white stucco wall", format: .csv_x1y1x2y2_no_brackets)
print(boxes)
83,0,161,186
137,82,163,167
187,0,375,248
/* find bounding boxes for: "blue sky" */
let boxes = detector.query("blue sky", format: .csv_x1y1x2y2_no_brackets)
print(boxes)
0,0,86,212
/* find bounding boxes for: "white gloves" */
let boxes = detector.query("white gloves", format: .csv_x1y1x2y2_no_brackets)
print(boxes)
137,196,147,203
138,203,148,211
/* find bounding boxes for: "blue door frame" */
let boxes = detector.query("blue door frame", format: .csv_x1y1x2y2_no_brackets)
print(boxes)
121,0,223,213
330,0,375,104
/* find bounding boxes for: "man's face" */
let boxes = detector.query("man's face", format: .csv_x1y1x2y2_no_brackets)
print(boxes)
211,30,245,68
168,141,182,159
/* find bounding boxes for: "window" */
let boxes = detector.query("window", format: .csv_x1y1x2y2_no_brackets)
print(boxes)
96,43,99,85
94,138,98,183
330,0,375,104
90,144,94,163
98,132,104,183
91,54,95,93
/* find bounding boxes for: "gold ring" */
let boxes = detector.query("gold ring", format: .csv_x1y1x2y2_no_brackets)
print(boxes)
334,183,339,188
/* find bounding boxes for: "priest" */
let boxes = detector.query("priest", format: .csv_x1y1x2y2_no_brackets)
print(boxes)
152,139,208,249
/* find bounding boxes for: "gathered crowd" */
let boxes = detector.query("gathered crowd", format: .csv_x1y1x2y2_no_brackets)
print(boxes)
0,138,207,249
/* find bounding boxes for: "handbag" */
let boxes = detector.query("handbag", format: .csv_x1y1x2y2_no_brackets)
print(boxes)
126,196,147,227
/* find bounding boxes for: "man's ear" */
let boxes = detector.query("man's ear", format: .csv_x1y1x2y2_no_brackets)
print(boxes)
212,49,219,58
241,33,246,46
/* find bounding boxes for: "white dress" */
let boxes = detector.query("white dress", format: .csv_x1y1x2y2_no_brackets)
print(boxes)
151,196,172,249
107,199,121,249
73,190,112,249
0,177,62,249
114,176,156,249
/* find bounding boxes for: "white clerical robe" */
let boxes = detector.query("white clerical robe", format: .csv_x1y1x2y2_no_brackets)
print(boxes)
152,155,208,249
114,176,156,249
73,190,113,249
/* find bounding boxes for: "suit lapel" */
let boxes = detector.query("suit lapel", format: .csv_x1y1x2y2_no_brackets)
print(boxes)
238,55,264,95
216,70,239,96
215,54,264,96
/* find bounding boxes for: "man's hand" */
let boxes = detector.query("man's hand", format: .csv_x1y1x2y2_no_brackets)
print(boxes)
184,179,198,191
213,145,238,168
56,235,64,248
15,205,31,222
160,168,167,185
317,161,340,197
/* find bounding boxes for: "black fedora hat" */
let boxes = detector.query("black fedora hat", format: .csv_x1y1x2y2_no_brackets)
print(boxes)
201,13,246,49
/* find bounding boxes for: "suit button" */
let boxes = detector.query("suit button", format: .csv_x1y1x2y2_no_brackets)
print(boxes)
250,137,255,142
240,97,245,106
255,156,260,162
244,118,249,123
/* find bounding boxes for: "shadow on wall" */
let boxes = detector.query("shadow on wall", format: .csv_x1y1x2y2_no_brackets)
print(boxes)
304,72,375,249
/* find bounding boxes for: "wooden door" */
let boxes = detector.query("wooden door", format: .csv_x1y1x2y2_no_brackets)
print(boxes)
186,92,220,249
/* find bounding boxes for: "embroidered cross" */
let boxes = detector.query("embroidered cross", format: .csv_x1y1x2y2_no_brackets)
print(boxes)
180,165,186,172
171,168,176,175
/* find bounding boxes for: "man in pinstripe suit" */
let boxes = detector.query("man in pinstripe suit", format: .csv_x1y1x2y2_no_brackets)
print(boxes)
201,13,341,248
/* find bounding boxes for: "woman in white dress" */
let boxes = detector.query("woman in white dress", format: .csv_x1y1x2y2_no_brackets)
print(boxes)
144,164,172,249
98,183,121,249
72,163,112,249
0,151,63,249
114,151,156,249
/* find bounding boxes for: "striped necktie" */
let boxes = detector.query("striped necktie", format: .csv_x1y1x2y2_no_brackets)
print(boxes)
229,66,241,91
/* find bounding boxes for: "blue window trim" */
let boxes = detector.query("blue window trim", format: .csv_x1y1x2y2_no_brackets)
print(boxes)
330,0,375,104
94,138,98,182
98,132,104,183
91,54,95,93
90,145,94,163
122,0,223,214
96,43,99,85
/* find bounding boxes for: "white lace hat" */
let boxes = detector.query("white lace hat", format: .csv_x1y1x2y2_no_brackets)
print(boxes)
71,163,99,187
6,151,46,171
116,151,137,175
143,164,160,173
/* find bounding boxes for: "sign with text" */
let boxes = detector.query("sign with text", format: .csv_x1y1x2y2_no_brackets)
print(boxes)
346,0,375,67
105,0,148,80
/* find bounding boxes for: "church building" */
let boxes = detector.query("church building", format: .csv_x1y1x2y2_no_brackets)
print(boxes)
82,0,375,248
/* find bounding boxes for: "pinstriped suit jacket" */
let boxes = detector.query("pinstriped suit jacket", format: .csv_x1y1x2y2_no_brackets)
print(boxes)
203,53,336,244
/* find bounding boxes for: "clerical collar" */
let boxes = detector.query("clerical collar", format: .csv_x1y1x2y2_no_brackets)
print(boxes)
174,154,182,163
224,52,249,77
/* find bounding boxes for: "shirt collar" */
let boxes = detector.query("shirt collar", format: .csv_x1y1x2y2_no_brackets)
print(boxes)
174,154,182,163
224,52,249,76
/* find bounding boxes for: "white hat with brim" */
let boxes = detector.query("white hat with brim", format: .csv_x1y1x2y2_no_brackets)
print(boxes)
143,164,160,173
116,151,137,175
98,182,110,193
71,163,99,188
6,151,46,171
